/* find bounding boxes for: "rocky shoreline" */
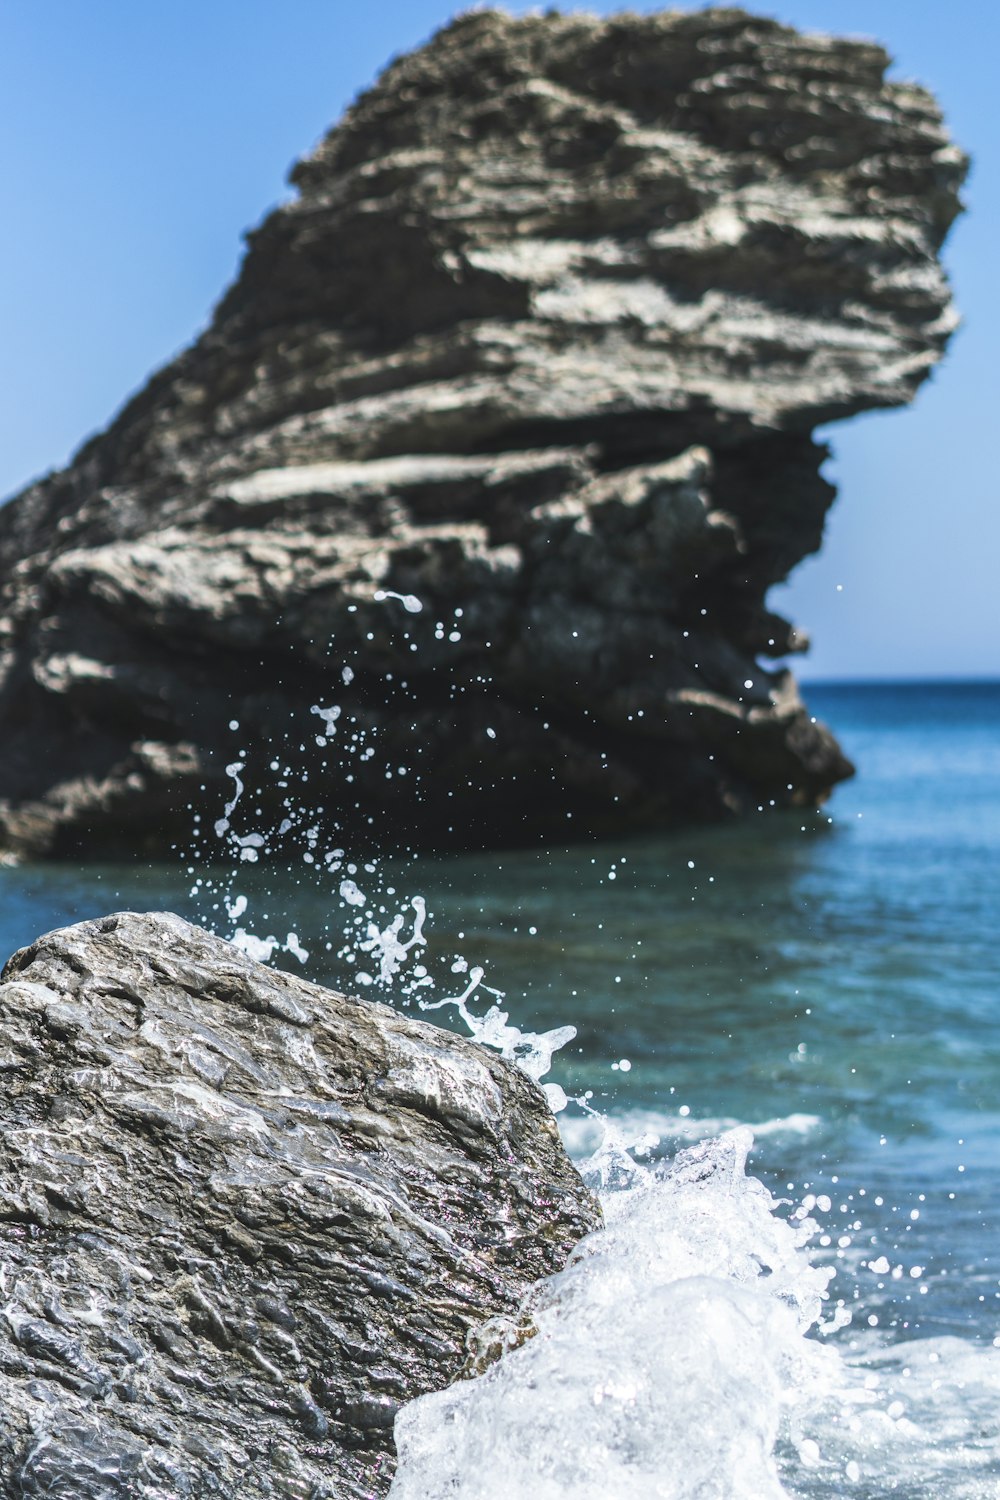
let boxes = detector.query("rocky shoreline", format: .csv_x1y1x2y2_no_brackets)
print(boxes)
0,8,965,856
0,910,598,1496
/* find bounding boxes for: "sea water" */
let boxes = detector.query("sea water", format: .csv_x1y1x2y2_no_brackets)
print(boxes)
1,680,998,1495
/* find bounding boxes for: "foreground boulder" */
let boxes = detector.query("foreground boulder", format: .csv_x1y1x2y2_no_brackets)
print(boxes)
0,8,966,855
0,911,598,1497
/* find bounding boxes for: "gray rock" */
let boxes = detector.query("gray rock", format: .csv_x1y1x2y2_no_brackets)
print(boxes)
0,910,598,1497
0,8,966,855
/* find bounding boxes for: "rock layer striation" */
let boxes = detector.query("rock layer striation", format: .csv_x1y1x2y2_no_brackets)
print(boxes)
0,8,966,855
0,910,598,1497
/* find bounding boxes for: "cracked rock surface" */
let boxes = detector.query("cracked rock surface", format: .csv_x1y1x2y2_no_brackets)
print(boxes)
0,910,598,1497
0,7,965,855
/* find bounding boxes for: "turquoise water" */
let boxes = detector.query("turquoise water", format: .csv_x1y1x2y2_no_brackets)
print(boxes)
3,681,999,1491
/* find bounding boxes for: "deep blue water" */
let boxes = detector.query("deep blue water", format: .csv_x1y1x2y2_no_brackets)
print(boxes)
2,680,998,1355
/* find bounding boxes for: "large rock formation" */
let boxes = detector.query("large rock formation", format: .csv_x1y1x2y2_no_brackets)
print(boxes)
0,910,597,1497
0,7,965,856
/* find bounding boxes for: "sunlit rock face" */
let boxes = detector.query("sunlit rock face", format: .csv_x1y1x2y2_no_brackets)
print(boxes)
0,910,598,1497
0,8,965,855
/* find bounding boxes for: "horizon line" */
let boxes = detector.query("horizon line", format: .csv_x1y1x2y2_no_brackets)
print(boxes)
800,674,1000,687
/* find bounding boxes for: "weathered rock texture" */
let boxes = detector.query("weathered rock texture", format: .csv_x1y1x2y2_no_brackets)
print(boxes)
0,8,966,855
0,910,597,1496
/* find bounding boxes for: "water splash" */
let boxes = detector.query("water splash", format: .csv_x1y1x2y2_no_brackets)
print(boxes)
388,1129,840,1500
339,877,366,908
310,702,341,744
420,966,576,1112
191,692,577,1106
213,759,245,838
374,588,423,613
167,566,1000,1500
358,896,428,985
184,650,1000,1497
388,1105,1000,1496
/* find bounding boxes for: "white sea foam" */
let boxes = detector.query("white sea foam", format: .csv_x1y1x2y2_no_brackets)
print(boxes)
388,1123,1000,1499
782,1333,1000,1498
389,1128,841,1500
559,1107,822,1161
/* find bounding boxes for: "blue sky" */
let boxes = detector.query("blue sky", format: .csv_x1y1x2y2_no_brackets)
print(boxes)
0,2,994,680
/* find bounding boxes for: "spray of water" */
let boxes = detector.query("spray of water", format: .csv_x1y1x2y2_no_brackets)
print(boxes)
388,1127,845,1500
420,966,577,1113
183,587,1000,1499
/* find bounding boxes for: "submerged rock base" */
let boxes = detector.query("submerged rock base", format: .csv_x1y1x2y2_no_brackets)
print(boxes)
0,911,598,1497
0,8,965,855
